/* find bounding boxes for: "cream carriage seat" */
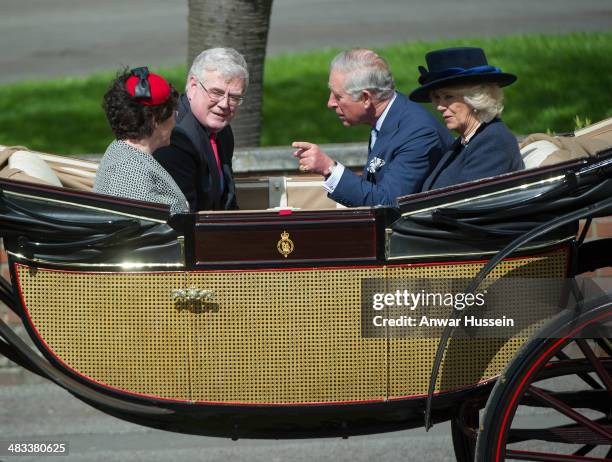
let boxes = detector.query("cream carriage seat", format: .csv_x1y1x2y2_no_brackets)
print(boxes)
279,176,345,209
520,117,612,169
0,145,97,191
0,144,341,211
236,176,346,210
0,147,62,187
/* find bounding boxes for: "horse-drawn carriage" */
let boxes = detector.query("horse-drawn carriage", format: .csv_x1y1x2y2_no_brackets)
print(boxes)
1,120,611,461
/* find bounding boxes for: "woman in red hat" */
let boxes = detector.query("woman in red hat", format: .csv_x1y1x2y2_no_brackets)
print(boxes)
410,47,524,191
93,67,189,214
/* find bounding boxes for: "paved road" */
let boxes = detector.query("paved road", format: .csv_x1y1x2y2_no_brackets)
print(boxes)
1,376,593,461
1,0,610,83
0,381,457,462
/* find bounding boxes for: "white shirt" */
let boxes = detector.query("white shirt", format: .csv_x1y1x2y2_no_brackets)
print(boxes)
461,122,482,146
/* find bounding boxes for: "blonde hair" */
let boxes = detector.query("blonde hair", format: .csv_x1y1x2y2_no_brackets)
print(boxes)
443,83,505,123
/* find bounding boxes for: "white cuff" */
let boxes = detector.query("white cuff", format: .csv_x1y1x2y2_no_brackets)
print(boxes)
323,162,345,193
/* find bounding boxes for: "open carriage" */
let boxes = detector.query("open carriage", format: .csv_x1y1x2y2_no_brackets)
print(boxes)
0,119,611,461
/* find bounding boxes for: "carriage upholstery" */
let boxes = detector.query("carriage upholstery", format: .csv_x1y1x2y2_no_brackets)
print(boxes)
0,145,97,191
519,116,612,168
0,144,339,210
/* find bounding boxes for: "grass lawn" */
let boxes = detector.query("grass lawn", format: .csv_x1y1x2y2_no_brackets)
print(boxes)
0,32,611,155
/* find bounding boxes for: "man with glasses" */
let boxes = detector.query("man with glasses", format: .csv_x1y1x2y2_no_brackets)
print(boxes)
154,48,248,211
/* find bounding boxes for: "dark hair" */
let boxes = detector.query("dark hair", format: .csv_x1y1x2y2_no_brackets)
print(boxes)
102,69,178,140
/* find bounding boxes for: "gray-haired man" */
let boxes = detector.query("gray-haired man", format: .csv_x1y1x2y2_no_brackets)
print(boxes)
154,47,248,211
292,48,452,207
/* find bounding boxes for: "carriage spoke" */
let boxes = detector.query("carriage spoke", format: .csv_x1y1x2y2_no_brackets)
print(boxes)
505,449,612,461
572,444,595,456
527,386,612,441
508,420,612,445
595,338,612,357
519,389,607,412
576,339,612,393
554,351,603,390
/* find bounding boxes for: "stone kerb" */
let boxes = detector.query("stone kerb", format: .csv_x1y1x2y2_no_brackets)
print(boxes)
80,142,369,175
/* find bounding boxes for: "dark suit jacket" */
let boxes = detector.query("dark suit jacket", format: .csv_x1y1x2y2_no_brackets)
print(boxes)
421,118,524,192
153,95,238,211
330,92,453,206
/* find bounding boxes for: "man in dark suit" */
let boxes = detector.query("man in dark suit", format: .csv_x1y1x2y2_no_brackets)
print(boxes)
292,48,452,207
153,48,248,211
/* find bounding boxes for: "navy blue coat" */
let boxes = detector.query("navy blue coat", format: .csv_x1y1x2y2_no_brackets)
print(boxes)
330,92,453,207
421,118,524,192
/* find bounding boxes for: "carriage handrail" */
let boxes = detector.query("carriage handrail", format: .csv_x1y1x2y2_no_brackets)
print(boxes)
0,188,180,263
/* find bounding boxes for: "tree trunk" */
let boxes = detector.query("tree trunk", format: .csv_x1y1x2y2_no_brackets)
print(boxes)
188,0,273,147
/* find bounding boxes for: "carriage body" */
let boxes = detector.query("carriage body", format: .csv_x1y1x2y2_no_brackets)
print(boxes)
0,143,610,457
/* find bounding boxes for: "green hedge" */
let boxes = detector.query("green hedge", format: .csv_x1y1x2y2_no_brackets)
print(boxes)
0,32,610,154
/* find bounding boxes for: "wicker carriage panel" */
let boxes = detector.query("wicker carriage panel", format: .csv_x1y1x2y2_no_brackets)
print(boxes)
15,248,568,404
16,265,390,403
187,268,388,403
387,248,569,397
16,267,191,399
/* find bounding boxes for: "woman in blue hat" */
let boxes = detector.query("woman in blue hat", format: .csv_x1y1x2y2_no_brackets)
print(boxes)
410,47,524,191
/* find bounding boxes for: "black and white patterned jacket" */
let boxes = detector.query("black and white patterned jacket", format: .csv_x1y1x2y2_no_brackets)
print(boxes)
93,140,189,214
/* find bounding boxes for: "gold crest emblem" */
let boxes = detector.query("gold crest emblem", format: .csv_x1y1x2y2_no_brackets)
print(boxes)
277,230,294,258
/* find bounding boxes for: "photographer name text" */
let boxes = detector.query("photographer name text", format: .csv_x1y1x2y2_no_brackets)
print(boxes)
371,289,514,328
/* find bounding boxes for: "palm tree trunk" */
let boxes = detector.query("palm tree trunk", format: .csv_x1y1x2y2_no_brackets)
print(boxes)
188,0,273,147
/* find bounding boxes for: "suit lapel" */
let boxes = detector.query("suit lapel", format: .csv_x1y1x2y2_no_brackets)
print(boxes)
217,127,236,206
176,97,225,209
365,93,403,176
181,112,221,209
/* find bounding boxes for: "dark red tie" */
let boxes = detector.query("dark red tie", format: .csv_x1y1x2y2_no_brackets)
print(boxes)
209,133,224,192
209,133,222,173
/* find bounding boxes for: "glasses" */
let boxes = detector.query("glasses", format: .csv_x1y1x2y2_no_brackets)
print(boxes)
198,80,244,107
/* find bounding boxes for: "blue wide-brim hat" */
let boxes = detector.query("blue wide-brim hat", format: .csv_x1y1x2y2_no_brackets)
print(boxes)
409,47,517,103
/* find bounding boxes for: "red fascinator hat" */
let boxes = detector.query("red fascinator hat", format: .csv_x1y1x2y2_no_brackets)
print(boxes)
125,67,171,106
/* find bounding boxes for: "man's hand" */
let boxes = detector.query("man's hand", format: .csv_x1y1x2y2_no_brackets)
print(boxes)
292,141,335,176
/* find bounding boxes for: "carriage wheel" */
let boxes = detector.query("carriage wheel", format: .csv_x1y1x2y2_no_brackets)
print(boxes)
475,304,612,461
